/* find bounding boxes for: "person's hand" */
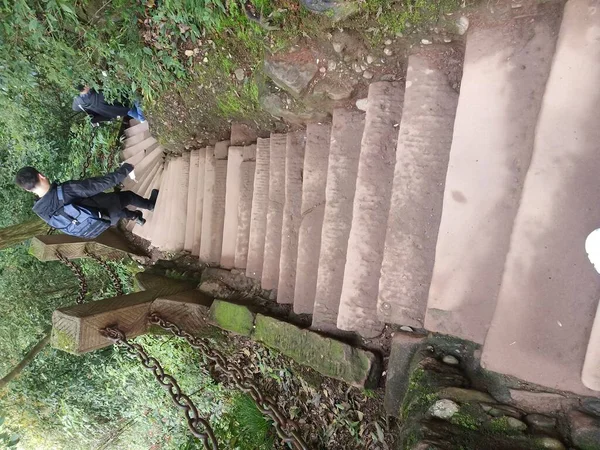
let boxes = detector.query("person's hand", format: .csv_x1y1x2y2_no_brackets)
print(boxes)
120,162,134,175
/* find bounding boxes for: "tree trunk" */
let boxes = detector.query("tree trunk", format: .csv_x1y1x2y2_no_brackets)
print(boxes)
0,327,52,390
0,218,49,250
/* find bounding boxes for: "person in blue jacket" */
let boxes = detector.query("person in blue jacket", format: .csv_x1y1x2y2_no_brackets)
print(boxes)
72,85,145,126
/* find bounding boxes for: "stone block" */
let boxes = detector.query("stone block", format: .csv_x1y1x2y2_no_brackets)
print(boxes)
253,314,379,387
209,300,255,336
384,332,425,417
569,410,600,450
508,389,578,415
438,387,496,404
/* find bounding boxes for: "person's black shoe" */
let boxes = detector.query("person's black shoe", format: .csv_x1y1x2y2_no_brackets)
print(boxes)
133,210,146,226
148,189,159,211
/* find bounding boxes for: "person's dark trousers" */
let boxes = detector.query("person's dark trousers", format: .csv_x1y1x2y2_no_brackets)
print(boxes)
115,191,154,221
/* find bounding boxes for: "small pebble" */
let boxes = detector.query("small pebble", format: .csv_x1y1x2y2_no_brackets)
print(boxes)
457,16,469,35
400,326,413,332
506,417,528,431
384,48,393,56
421,39,433,45
442,355,460,365
353,62,363,73
384,39,393,45
363,70,374,80
429,399,459,420
328,60,337,71
319,67,326,73
234,68,245,81
443,37,452,43
366,55,375,64
355,98,368,111
333,42,344,53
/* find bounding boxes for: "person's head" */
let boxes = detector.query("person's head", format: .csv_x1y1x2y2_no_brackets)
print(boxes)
15,167,51,196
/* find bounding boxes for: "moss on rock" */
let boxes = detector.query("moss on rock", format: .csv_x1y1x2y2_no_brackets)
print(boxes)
209,300,255,336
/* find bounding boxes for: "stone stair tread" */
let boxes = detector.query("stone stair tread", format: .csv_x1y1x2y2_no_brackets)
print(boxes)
124,121,149,138
200,147,227,264
214,140,230,159
137,160,172,241
245,138,271,277
293,123,331,314
221,146,245,269
125,162,163,232
261,133,287,288
165,153,190,251
312,109,365,333
482,0,600,397
277,131,306,304
123,130,151,148
184,149,201,252
123,144,164,190
230,122,258,146
123,150,161,194
337,81,404,338
235,160,256,269
377,53,459,328
149,158,180,247
123,142,159,168
424,17,559,344
122,136,157,160
192,148,207,256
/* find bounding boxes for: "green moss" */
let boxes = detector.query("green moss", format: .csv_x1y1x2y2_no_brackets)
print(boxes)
451,411,480,431
486,417,521,436
209,300,255,336
51,329,77,354
401,368,439,419
253,314,375,386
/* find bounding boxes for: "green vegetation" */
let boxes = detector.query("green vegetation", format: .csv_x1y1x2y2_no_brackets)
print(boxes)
210,300,256,336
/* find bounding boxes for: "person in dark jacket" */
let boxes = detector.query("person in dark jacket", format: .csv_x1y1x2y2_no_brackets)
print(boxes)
72,85,145,126
15,164,158,226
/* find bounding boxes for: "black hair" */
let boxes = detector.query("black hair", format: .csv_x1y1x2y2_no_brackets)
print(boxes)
75,83,85,92
15,167,41,191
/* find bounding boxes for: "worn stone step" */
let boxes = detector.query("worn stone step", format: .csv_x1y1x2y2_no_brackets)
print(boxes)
184,149,201,253
245,138,271,277
126,161,163,232
164,153,190,251
123,144,164,191
145,159,175,245
277,131,306,304
337,81,404,338
377,53,459,328
260,134,287,288
124,121,149,138
312,109,365,333
293,124,331,314
123,130,151,148
123,138,159,165
220,146,245,269
234,161,256,269
214,140,230,159
123,148,161,194
151,156,183,249
230,122,258,146
481,0,600,397
192,148,207,257
424,12,560,344
200,148,227,264
138,159,173,241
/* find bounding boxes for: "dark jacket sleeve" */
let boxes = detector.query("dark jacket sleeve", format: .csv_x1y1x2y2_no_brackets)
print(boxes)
61,164,133,202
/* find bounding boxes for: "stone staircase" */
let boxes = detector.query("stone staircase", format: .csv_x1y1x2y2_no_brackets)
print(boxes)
119,0,600,398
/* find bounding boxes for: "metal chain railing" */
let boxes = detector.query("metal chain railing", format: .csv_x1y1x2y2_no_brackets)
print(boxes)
148,313,310,450
84,250,124,296
101,326,219,450
55,250,88,304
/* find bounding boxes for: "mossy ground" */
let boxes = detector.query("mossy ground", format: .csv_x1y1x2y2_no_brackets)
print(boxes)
210,300,255,336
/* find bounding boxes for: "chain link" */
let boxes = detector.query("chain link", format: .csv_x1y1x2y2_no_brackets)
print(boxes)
101,326,219,450
55,250,88,304
148,313,310,450
84,250,124,296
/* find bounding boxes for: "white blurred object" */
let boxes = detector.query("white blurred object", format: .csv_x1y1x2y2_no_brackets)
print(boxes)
585,228,600,273
128,170,136,182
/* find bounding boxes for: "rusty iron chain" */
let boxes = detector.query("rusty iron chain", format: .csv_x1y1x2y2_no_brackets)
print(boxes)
148,313,310,450
101,326,219,450
84,250,124,296
55,250,88,304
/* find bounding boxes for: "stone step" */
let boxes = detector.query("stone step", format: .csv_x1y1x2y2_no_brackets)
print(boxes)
123,130,151,148
164,153,190,251
192,148,207,257
220,146,245,269
140,159,173,242
245,138,271,276
199,147,228,264
234,160,256,269
312,109,365,333
377,53,459,328
123,144,164,190
184,149,201,253
214,140,230,159
125,161,163,232
123,148,162,194
583,304,600,392
151,156,183,249
337,81,404,338
124,121,149,138
260,134,287,288
132,164,164,235
293,124,331,314
424,13,560,344
481,0,600,397
123,139,159,166
277,131,306,304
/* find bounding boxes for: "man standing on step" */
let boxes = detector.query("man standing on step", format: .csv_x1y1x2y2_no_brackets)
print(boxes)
14,164,158,237
72,85,146,126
